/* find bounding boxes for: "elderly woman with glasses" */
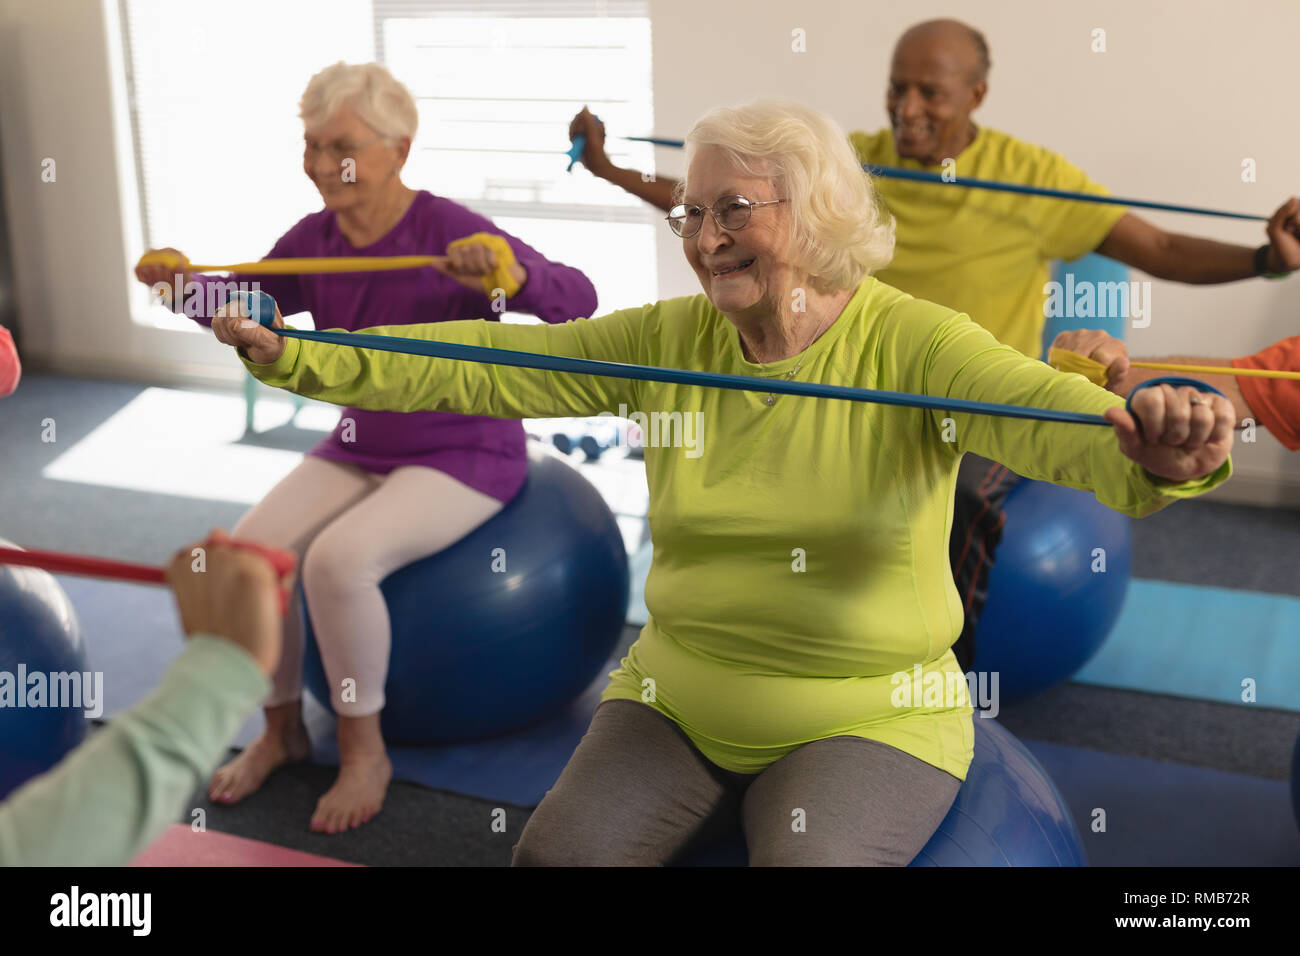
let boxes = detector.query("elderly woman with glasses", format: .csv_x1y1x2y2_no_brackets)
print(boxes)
215,98,1232,865
134,61,597,835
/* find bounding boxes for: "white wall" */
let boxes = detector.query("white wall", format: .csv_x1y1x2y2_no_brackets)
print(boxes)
0,0,227,385
2,0,1299,502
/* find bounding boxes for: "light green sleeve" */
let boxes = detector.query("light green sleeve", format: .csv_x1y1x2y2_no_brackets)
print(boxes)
242,306,651,419
921,312,1232,517
0,636,269,866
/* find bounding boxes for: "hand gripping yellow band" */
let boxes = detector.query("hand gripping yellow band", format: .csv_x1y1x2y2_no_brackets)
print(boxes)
446,232,521,299
137,250,191,272
1048,347,1111,386
1049,347,1300,384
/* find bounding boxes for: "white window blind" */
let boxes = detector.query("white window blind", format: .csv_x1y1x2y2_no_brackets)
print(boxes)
373,0,658,313
117,0,658,330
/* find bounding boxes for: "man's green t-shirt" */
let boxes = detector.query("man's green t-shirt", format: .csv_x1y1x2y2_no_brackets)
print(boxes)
852,126,1128,358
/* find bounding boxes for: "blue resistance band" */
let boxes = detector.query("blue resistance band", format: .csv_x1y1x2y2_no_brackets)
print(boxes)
565,132,1267,222
230,291,1221,429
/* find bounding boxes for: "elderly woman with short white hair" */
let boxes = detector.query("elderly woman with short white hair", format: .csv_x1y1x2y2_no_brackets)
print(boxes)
135,62,598,835
216,98,1232,865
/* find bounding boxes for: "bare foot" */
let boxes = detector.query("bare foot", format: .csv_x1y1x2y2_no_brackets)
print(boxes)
310,753,393,834
209,719,311,805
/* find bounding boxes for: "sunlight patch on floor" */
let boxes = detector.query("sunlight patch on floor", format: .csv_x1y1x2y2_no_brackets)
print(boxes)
42,387,335,504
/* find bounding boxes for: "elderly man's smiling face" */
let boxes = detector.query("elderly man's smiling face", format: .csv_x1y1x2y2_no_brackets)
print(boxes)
682,145,795,319
886,21,987,166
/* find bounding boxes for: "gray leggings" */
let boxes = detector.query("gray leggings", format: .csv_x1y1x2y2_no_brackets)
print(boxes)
512,699,962,866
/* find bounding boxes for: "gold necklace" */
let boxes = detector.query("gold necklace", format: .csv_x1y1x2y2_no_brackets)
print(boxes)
757,311,833,406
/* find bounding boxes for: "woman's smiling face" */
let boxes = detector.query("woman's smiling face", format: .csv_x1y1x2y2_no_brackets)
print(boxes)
302,107,405,212
682,146,796,319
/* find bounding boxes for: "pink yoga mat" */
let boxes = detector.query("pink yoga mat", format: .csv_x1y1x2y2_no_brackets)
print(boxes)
131,825,362,867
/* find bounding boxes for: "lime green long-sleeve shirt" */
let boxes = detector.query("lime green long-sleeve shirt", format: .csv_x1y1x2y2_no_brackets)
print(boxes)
244,276,1230,779
0,637,268,866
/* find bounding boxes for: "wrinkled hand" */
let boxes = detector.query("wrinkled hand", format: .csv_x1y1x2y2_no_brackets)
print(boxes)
165,529,294,677
441,238,526,293
1050,328,1130,388
211,294,286,366
1103,383,1234,483
568,106,612,176
135,247,193,307
1265,197,1300,273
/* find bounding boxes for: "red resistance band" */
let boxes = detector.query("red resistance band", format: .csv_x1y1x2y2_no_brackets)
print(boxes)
0,536,297,616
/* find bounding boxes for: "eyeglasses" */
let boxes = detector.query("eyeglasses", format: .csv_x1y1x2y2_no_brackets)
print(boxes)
666,195,787,238
303,136,386,162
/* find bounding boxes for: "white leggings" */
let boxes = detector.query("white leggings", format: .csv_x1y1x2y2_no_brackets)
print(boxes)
232,456,504,716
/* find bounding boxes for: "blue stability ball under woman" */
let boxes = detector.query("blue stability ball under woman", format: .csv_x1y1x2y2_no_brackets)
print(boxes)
304,450,629,744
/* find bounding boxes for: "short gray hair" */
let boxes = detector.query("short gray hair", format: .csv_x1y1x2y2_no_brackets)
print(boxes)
683,98,895,291
299,62,418,140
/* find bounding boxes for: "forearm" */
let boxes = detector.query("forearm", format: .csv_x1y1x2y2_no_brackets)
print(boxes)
0,637,267,866
509,259,598,324
1103,231,1258,284
591,163,678,212
930,321,1231,514
1160,235,1260,283
245,313,642,420
1110,356,1252,423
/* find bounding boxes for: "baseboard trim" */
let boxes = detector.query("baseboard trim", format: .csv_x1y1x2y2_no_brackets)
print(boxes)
1203,471,1300,509
22,355,244,393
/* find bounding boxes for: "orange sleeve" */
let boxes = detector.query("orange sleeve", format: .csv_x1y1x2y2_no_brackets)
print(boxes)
1233,333,1300,451
0,326,20,398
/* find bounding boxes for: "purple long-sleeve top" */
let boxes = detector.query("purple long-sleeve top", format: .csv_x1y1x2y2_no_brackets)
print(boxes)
189,190,598,502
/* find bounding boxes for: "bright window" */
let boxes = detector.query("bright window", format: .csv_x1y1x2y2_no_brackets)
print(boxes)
375,2,658,314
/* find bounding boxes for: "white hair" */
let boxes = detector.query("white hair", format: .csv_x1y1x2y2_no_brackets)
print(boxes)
299,62,419,141
682,98,895,290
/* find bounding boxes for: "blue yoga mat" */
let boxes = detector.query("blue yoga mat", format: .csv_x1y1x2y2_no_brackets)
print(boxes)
61,576,628,807
1074,579,1300,711
1024,739,1300,866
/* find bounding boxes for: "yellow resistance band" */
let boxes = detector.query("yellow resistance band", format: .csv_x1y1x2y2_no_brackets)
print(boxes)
136,231,522,298
1130,361,1300,380
1048,347,1300,387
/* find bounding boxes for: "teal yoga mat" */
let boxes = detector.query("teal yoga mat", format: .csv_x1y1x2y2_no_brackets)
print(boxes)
1074,579,1300,711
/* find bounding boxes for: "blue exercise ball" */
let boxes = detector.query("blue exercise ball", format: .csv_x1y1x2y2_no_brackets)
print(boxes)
303,447,629,745
678,717,1086,866
910,717,1085,865
1042,253,1130,359
0,540,89,800
972,479,1132,701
